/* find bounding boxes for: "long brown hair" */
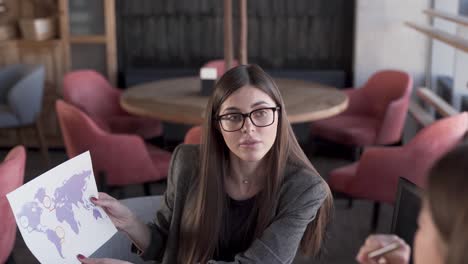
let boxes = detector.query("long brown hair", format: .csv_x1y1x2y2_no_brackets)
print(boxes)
426,143,468,264
179,64,333,263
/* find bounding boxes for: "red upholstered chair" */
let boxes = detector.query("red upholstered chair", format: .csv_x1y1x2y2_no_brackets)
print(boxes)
56,100,171,195
330,113,468,230
184,126,202,144
0,145,26,263
63,70,163,139
312,70,413,148
202,59,239,77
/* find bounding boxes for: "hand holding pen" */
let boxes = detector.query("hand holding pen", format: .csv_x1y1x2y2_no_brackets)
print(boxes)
356,234,410,264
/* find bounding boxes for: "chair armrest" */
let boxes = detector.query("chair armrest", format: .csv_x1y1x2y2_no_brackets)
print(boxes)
7,65,45,124
349,146,408,204
376,96,410,144
92,133,158,183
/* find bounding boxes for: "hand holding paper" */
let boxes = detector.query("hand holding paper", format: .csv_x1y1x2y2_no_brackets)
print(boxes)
7,151,118,264
90,192,137,231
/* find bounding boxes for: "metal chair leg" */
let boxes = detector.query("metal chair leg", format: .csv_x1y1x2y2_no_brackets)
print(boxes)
352,146,363,161
143,182,152,196
371,201,381,232
98,171,126,198
6,253,16,264
15,127,26,145
97,171,108,193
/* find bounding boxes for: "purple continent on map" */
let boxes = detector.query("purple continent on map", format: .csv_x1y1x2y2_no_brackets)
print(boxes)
34,188,46,203
17,201,43,232
16,202,65,258
45,229,65,258
93,208,103,220
53,170,92,234
16,169,104,259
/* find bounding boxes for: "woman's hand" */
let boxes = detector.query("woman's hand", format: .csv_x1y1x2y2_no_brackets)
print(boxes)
91,192,136,232
356,234,410,264
77,255,133,264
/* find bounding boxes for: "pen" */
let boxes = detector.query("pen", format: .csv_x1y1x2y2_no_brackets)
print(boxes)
368,242,401,259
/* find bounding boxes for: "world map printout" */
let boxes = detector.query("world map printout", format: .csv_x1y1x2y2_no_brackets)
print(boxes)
7,151,117,264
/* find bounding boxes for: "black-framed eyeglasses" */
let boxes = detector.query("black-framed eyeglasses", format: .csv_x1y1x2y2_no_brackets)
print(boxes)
217,107,280,132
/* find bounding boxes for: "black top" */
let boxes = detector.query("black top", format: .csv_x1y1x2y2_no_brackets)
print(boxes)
136,144,328,264
214,196,257,261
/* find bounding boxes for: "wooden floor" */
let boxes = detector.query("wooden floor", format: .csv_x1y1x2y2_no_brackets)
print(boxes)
5,146,393,264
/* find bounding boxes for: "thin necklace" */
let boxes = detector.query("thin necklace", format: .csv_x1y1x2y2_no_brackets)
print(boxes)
228,169,252,184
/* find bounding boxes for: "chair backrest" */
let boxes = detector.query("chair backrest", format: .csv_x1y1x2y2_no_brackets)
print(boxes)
63,70,121,127
362,70,413,119
0,145,26,263
184,126,202,144
391,177,422,264
3,64,45,125
56,99,105,159
56,100,162,185
405,112,468,187
0,64,24,103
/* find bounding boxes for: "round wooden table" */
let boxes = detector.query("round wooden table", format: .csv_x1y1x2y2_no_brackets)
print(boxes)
120,77,348,125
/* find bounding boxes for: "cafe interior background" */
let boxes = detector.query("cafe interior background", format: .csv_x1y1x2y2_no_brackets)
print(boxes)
1,0,468,263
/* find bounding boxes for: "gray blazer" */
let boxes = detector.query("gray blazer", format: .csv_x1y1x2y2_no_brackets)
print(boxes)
139,144,328,264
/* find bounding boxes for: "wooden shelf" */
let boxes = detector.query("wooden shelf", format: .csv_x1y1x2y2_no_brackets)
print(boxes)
424,9,468,27
69,35,107,44
1,39,62,48
15,39,62,47
59,0,117,85
2,38,61,43
405,21,468,53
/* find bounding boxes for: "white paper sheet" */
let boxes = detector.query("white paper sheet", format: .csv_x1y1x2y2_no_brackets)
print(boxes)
7,151,117,264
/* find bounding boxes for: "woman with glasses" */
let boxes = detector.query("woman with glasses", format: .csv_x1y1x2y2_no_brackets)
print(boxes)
78,64,333,264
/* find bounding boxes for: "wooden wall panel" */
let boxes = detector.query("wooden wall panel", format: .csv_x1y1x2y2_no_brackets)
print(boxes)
116,0,355,75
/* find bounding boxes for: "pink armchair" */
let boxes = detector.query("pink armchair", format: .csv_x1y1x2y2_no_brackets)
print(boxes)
329,113,468,230
56,100,171,194
312,70,413,147
0,145,26,263
184,126,202,144
63,70,163,139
